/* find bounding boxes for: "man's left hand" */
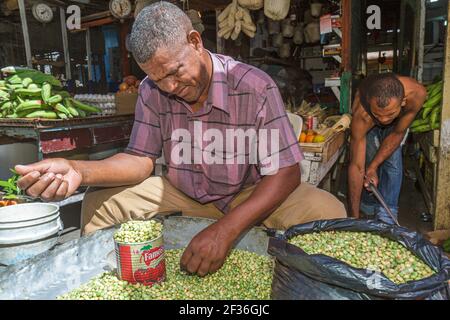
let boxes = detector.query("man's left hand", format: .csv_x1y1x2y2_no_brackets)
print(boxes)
180,221,235,277
364,167,379,190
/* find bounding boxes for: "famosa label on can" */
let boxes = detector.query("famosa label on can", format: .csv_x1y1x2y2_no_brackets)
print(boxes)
114,235,166,286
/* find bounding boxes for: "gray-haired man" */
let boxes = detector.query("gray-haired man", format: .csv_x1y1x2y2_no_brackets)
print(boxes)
16,2,346,277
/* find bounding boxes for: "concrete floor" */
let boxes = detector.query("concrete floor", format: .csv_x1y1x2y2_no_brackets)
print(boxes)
397,164,433,234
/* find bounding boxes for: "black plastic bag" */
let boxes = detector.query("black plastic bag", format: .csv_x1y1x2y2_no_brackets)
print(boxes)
268,218,450,300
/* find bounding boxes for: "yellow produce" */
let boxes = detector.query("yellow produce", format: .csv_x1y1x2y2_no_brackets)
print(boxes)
218,0,256,39
313,135,325,143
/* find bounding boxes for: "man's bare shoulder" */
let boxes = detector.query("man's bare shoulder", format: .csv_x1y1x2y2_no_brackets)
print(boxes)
397,75,420,87
397,76,427,109
351,103,373,137
398,76,426,95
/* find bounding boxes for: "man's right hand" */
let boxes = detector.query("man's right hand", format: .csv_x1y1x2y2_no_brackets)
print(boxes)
15,159,82,202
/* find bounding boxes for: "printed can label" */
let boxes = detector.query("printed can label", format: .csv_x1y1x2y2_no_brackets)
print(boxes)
114,235,166,287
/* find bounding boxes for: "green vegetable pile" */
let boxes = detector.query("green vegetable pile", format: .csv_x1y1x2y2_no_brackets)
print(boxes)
58,249,274,300
289,231,436,284
411,80,443,133
0,66,101,120
114,220,164,243
0,169,22,200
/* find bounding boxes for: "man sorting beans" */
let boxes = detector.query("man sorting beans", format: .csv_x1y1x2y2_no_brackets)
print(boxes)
15,2,345,276
348,73,427,224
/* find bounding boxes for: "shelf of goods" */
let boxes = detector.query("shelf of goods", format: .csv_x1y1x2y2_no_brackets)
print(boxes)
320,14,343,104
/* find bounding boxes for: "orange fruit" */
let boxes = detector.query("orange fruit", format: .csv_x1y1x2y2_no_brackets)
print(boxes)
300,132,307,143
119,83,128,91
306,135,315,143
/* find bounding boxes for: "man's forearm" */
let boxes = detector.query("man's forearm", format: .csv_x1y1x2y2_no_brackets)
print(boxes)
71,153,154,187
348,163,364,218
368,131,405,171
218,165,301,239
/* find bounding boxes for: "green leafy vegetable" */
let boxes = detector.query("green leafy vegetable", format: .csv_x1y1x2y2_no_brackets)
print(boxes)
0,169,22,199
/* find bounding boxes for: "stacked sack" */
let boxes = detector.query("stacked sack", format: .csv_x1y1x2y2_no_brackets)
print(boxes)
217,0,260,39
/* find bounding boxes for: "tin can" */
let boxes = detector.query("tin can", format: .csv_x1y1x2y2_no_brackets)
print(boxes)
114,234,166,287
306,116,313,130
312,116,318,130
306,116,318,130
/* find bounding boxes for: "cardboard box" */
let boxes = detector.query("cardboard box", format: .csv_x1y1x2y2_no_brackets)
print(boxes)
115,93,138,115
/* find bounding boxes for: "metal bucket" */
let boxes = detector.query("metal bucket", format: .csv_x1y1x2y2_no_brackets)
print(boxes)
0,203,63,266
114,233,166,287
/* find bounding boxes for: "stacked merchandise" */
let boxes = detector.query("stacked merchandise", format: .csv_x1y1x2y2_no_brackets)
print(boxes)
74,94,116,116
0,67,100,119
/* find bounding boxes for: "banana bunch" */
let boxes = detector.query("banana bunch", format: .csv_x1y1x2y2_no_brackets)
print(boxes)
0,66,101,120
411,80,443,133
217,0,257,40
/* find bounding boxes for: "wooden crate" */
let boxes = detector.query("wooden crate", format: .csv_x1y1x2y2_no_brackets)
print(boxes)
426,230,450,259
308,150,342,185
300,131,346,162
420,154,438,202
417,131,439,163
421,129,440,148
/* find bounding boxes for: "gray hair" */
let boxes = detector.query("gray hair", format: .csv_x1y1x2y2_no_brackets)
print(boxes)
129,1,193,64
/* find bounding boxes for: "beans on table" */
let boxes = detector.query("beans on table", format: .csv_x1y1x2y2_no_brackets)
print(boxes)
58,249,274,300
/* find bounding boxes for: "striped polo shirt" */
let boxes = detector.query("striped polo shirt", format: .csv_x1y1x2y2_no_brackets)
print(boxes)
126,51,303,213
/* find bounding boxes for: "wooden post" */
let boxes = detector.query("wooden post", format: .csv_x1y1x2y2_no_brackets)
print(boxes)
416,0,426,82
120,21,131,77
60,7,72,79
341,0,352,114
398,0,406,74
17,0,32,67
341,0,352,73
86,28,93,81
433,1,450,230
216,9,225,54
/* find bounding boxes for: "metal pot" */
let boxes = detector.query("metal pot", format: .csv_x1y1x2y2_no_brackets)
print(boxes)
282,19,294,38
0,203,63,266
311,3,323,18
272,33,284,48
293,24,304,45
268,18,281,35
305,21,321,43
279,42,291,58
